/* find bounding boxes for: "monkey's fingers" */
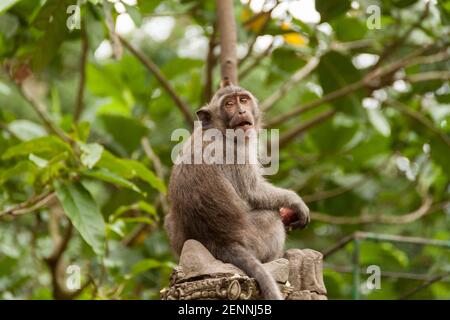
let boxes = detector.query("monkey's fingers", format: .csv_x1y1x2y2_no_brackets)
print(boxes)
290,218,309,230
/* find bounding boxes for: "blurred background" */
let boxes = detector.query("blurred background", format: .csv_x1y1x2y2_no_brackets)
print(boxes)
0,0,449,300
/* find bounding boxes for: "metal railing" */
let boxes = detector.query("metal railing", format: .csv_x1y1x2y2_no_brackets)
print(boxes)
323,231,450,299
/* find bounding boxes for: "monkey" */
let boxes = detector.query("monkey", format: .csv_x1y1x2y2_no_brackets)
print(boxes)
164,84,310,300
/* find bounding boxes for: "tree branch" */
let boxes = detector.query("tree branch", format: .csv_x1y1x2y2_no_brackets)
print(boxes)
371,1,431,70
302,177,367,203
217,0,238,85
74,27,89,123
0,191,55,217
18,83,72,143
103,0,123,59
203,22,218,102
119,35,194,126
141,137,169,214
311,196,449,225
239,5,275,66
267,44,443,128
239,39,274,80
398,273,450,300
404,70,450,83
260,56,320,111
279,109,336,148
387,99,450,149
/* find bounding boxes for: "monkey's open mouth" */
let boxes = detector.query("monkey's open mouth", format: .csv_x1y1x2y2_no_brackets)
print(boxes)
233,120,254,131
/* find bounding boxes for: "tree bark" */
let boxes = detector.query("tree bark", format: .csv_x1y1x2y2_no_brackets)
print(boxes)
217,0,238,86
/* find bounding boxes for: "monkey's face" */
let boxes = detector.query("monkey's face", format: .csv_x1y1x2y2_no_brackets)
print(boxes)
196,86,261,134
221,92,257,132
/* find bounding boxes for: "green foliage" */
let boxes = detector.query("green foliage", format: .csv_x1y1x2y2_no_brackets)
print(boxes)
55,180,106,256
0,0,449,300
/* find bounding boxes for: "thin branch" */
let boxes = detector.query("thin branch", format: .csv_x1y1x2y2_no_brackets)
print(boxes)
303,177,367,203
217,0,238,85
267,44,442,128
311,197,449,225
119,35,194,126
398,273,450,300
327,264,450,282
371,1,431,70
102,0,123,59
239,5,275,66
268,81,363,128
279,109,336,148
330,39,374,51
74,27,89,123
404,70,450,83
141,137,169,213
260,56,320,111
18,84,72,143
0,191,55,217
203,22,218,102
239,39,274,80
387,99,450,149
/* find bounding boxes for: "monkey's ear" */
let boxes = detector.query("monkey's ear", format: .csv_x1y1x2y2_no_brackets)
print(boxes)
196,107,212,128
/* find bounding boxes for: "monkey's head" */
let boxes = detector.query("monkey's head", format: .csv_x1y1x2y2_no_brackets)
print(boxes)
196,85,261,134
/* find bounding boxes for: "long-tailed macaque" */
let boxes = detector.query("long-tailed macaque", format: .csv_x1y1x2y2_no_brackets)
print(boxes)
165,84,310,300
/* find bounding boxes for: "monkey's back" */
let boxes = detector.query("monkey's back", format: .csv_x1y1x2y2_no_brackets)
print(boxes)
165,162,251,257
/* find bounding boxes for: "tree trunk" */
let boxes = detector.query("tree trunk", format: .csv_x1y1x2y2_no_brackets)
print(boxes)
217,0,238,86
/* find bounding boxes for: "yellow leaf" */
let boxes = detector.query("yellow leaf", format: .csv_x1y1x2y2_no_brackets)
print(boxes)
241,7,252,21
283,32,308,47
244,11,271,33
280,22,291,31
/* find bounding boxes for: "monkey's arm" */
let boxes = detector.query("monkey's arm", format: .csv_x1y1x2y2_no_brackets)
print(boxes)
247,180,310,228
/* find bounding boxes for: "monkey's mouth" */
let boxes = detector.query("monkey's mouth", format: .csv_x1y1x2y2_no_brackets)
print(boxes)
233,120,254,131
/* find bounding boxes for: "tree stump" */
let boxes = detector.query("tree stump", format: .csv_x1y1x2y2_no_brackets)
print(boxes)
160,240,327,300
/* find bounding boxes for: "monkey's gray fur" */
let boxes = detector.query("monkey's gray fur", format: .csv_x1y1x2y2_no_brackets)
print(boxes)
165,85,310,300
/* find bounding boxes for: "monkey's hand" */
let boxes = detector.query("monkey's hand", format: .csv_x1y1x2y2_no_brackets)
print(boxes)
279,200,310,230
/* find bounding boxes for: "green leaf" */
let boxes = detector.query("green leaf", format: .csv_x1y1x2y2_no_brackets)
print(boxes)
124,160,167,194
137,0,162,14
316,0,350,22
79,142,104,169
0,0,22,14
367,108,391,137
29,153,48,168
96,152,166,194
54,180,105,256
130,259,174,277
111,201,157,221
333,16,367,42
271,48,306,73
96,151,135,179
30,0,75,71
2,136,71,160
8,120,46,141
81,168,142,194
99,115,148,154
121,217,154,225
0,160,36,184
317,51,362,115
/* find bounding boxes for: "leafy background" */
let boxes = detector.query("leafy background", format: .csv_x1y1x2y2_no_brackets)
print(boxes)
0,0,449,300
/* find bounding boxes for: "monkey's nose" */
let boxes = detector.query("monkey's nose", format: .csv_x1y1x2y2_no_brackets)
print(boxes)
238,109,246,114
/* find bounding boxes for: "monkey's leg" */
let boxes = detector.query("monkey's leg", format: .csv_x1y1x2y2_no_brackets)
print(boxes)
217,245,283,300
247,210,286,263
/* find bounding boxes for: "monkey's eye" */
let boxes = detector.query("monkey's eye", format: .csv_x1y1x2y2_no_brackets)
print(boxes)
239,97,248,104
225,100,234,107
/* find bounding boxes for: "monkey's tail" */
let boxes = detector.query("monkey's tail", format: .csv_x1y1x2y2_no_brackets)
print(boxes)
219,246,283,300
